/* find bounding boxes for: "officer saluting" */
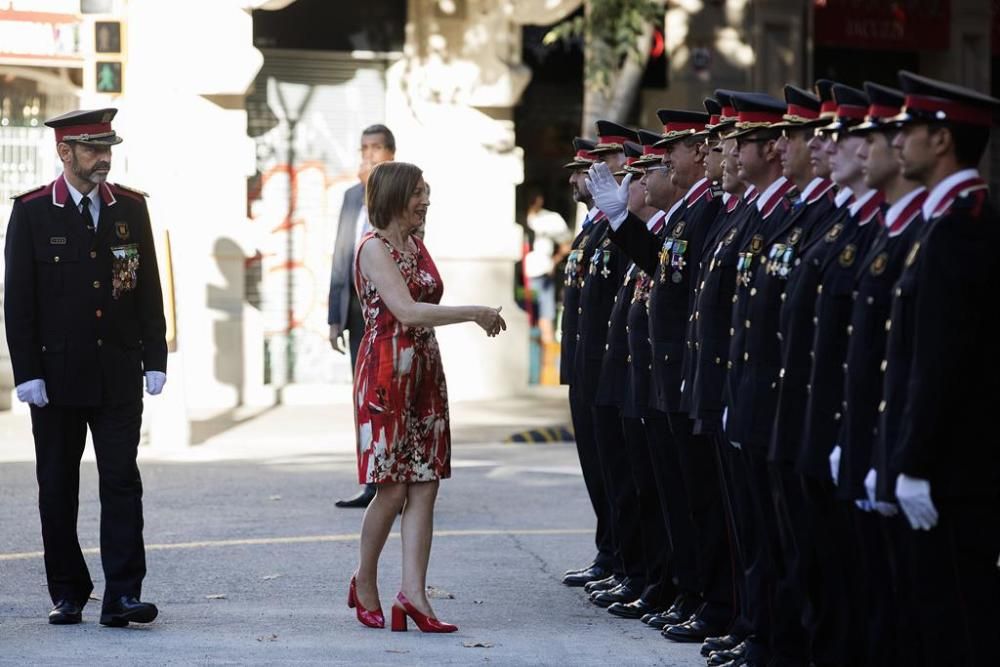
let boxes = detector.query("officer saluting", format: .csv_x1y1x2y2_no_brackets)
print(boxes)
4,108,167,627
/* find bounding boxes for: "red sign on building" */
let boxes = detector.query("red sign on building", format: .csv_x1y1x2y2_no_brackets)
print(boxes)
814,0,951,52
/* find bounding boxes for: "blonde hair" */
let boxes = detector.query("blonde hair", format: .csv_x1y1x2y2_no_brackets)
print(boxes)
366,161,423,230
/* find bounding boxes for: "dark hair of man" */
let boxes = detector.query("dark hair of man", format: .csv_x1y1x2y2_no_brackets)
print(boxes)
929,122,991,168
366,161,422,230
362,124,396,152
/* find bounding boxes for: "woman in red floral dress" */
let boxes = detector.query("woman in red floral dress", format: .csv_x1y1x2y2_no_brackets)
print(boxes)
348,161,506,632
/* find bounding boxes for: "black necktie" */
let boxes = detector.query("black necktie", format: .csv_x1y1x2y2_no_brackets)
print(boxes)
81,195,95,235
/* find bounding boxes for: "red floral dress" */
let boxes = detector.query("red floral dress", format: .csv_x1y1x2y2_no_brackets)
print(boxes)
353,231,451,484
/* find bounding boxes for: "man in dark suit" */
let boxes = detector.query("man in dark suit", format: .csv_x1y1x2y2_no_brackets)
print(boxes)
328,124,395,508
4,108,166,627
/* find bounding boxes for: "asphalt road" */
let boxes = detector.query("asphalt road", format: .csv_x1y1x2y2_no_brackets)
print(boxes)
0,398,705,666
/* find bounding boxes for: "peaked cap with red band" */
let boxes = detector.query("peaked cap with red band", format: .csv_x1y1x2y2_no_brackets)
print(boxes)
771,84,824,130
693,97,724,138
653,109,711,147
633,129,669,166
44,108,123,146
713,89,741,128
850,82,904,134
818,84,869,133
618,141,646,176
563,137,598,169
814,79,839,118
891,70,1000,128
724,92,786,139
591,120,638,155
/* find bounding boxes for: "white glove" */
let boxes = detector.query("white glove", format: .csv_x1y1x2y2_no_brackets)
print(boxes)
829,445,841,486
895,474,938,530
864,468,899,517
586,162,631,230
145,371,167,396
16,378,49,407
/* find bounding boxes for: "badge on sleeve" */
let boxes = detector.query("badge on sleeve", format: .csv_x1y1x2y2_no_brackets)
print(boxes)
838,244,856,268
672,221,686,237
115,221,130,240
825,223,844,243
870,252,888,276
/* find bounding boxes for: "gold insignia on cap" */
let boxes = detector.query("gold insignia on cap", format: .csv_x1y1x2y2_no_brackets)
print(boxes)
839,243,856,268
870,252,888,276
102,112,113,122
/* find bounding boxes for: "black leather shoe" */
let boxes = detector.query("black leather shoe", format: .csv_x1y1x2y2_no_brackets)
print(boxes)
702,633,743,656
662,615,729,642
658,593,701,626
562,564,610,587
335,484,376,508
708,641,746,666
640,610,665,625
100,596,158,627
48,600,83,625
607,597,656,619
584,574,619,594
590,582,641,608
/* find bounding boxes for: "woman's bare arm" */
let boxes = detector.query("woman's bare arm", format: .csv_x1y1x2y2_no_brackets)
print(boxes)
359,239,504,333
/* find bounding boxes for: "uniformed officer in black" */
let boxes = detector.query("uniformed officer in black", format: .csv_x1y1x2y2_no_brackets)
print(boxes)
598,143,675,618
830,82,925,667
4,109,167,627
878,71,1000,667
574,121,640,604
560,137,618,588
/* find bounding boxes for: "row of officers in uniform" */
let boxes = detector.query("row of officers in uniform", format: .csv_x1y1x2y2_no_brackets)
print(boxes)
556,69,999,667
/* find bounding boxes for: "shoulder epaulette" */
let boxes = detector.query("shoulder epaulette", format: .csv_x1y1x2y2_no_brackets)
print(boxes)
112,182,150,198
9,184,44,200
951,186,989,218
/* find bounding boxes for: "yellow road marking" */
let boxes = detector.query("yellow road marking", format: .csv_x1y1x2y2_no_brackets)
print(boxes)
0,527,591,562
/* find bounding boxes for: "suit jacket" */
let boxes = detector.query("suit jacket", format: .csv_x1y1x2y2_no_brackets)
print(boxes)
328,182,365,328
595,264,640,409
560,213,606,385
4,176,167,406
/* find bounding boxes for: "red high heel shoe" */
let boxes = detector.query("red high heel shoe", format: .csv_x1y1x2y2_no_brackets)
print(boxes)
348,575,384,628
390,591,458,633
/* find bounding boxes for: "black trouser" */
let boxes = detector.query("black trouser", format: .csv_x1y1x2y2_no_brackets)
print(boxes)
570,384,615,571
883,513,923,666
671,414,733,622
592,404,644,582
31,401,146,607
622,416,670,604
907,497,1000,667
642,411,698,598
795,474,850,667
712,434,752,637
853,507,897,667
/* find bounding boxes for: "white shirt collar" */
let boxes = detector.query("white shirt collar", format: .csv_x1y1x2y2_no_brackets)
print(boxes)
722,192,732,205
834,186,854,208
684,177,709,201
65,178,100,212
848,189,879,217
588,205,601,220
665,197,685,223
799,177,826,202
744,185,758,202
885,187,927,228
755,176,789,212
922,168,981,221
646,209,667,230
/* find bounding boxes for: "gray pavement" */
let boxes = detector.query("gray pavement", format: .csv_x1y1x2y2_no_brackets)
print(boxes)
0,389,705,666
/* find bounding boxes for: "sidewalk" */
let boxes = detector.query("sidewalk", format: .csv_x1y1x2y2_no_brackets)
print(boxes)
0,386,572,463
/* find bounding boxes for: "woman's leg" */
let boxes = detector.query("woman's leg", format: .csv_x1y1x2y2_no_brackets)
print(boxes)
357,481,407,608
399,480,440,615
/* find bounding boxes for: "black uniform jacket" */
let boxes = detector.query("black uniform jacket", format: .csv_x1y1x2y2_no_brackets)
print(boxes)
596,264,640,410
575,218,631,404
4,176,167,407
886,186,1000,500
610,179,721,415
768,199,852,464
836,192,925,501
726,180,835,450
560,211,607,386
724,177,798,447
797,194,885,479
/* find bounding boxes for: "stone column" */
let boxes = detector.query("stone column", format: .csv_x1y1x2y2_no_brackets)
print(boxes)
384,0,577,400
